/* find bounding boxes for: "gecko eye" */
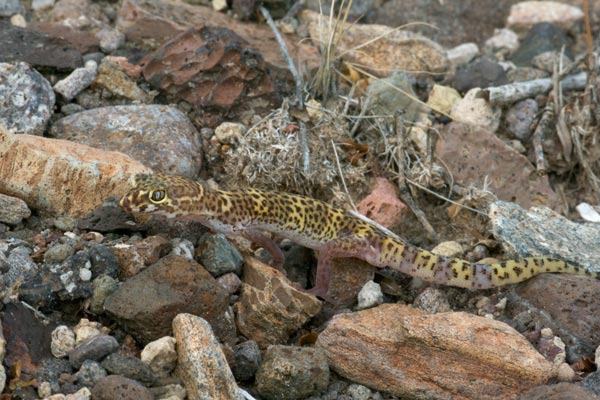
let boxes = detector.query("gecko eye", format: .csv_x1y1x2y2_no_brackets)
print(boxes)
149,189,166,203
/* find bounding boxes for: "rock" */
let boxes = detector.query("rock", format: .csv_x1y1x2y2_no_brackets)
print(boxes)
451,88,502,132
90,275,119,314
173,313,240,400
0,127,150,218
214,122,246,144
255,345,329,400
149,383,187,400
366,72,421,121
50,105,202,177
32,0,55,11
34,358,73,394
76,360,107,387
507,2,584,32
0,20,82,69
427,84,461,115
102,55,142,80
116,0,319,74
435,122,561,210
51,325,76,358
356,280,384,310
0,0,21,16
3,248,37,291
48,0,108,30
141,336,178,377
133,236,172,266
583,371,600,397
510,23,572,67
356,177,407,228
508,274,600,363
454,57,508,93
217,272,242,294
484,28,520,55
68,334,119,369
555,363,575,383
3,302,56,382
196,233,244,277
232,340,261,381
104,254,234,344
93,58,152,102
369,0,511,48
413,287,452,314
326,258,376,307
142,26,280,127
235,257,322,348
504,98,538,141
44,243,75,264
446,42,479,67
0,193,30,225
111,244,147,278
96,27,125,53
92,375,154,400
89,244,120,279
170,238,194,260
516,382,600,400
53,60,98,101
537,328,566,366
0,62,55,136
301,9,448,78
73,319,104,344
317,304,555,399
489,201,600,271
101,353,156,385
29,22,100,54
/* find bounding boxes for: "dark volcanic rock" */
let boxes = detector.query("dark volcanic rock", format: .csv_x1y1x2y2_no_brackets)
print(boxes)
0,20,82,70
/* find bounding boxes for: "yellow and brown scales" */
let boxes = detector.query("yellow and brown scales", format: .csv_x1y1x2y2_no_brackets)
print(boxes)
119,174,599,299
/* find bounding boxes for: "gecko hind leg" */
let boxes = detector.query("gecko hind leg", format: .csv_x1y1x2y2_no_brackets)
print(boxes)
242,229,285,271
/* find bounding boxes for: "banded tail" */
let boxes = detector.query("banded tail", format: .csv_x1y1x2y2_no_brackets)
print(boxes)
377,236,598,289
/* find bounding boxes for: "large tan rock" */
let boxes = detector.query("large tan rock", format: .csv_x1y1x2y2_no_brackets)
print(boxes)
0,127,149,217
316,304,555,400
235,257,322,348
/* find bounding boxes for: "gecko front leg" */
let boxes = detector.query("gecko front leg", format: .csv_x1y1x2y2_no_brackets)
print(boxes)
241,229,285,271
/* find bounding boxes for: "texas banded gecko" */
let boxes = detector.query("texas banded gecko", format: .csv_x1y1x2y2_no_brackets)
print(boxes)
119,174,598,299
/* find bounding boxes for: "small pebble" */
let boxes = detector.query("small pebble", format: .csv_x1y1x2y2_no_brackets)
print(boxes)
51,325,76,358
356,280,383,310
32,0,55,11
53,62,98,101
170,238,194,260
346,383,373,400
140,336,178,377
556,363,576,382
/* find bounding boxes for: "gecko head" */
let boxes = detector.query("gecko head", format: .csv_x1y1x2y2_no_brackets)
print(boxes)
119,174,206,221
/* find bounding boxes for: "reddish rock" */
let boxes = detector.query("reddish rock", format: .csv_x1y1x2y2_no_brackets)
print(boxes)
104,254,234,344
141,26,280,126
357,177,407,229
326,258,375,307
235,257,322,348
316,304,555,400
435,122,561,210
510,274,600,363
0,127,150,218
516,382,600,400
29,23,100,54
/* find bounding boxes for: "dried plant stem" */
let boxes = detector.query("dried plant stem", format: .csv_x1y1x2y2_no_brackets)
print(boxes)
532,97,554,175
259,5,304,109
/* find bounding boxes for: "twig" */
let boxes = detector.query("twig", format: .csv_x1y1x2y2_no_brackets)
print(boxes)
484,72,587,105
300,122,310,176
259,5,304,109
582,0,596,106
394,112,438,241
330,139,357,212
532,92,555,175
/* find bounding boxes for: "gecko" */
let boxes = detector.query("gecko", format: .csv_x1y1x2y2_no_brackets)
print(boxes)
119,173,599,299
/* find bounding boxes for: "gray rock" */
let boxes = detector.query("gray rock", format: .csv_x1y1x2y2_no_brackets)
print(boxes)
68,334,119,369
101,353,156,385
53,61,98,101
3,248,37,289
454,57,508,93
232,340,261,381
0,193,30,225
76,360,107,387
90,274,119,314
44,243,75,264
50,104,203,177
35,358,73,394
0,0,21,16
31,0,55,11
197,233,244,277
89,243,119,278
0,20,82,70
0,62,55,135
504,98,538,141
511,23,572,67
490,201,600,272
96,28,125,53
255,345,329,399
582,370,600,397
92,375,154,400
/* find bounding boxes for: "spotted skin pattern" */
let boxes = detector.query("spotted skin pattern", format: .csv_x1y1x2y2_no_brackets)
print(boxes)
119,174,599,299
